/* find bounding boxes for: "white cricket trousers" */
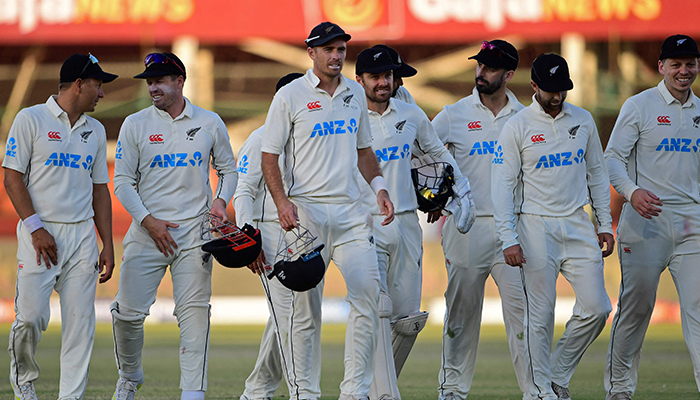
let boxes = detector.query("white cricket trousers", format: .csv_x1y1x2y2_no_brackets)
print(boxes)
9,219,99,400
518,209,611,400
242,220,324,400
605,202,700,397
438,216,528,400
111,218,212,391
290,200,380,400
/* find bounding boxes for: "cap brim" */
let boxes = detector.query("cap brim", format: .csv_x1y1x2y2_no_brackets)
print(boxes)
307,33,352,47
660,50,700,60
468,53,516,70
357,63,401,75
396,63,417,78
536,79,574,93
90,70,118,83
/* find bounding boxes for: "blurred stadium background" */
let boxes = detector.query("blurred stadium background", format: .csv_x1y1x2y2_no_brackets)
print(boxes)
0,0,695,326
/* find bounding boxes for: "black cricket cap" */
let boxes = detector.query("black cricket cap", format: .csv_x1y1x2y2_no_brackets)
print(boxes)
372,44,417,78
468,40,519,71
660,34,700,60
134,52,187,79
356,47,400,75
60,53,118,83
531,53,574,92
276,72,304,92
305,22,351,48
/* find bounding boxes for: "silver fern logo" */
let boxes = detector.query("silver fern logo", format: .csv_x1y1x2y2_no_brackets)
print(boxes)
186,127,201,141
568,125,580,139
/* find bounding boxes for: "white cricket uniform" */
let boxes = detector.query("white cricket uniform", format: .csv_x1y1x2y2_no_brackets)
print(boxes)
492,98,613,400
262,69,380,400
3,96,109,400
431,88,528,400
112,98,237,391
604,81,700,397
235,127,324,400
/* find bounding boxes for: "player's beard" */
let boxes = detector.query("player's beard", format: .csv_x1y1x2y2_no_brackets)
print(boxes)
475,72,506,95
535,91,565,113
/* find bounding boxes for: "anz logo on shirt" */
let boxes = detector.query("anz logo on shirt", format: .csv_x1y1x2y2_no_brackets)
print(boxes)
492,145,504,164
469,140,498,156
534,149,584,169
655,138,700,152
375,143,411,162
310,119,357,138
115,141,123,160
45,153,94,170
6,137,17,157
237,154,249,174
149,152,204,168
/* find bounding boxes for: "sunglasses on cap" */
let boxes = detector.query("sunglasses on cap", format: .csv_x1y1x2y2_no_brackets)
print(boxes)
144,53,185,74
480,41,517,62
79,53,99,79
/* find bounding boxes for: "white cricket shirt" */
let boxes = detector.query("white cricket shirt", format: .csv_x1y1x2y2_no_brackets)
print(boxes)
492,97,613,249
3,96,109,223
113,98,237,224
233,126,282,226
432,87,524,216
605,80,700,205
261,69,373,204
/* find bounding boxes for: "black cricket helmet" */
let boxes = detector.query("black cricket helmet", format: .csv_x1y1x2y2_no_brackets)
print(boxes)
200,213,262,268
411,160,455,213
267,223,325,292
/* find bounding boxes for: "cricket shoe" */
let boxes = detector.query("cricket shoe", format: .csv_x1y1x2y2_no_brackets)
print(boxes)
13,382,37,400
438,394,457,400
551,382,571,400
112,377,143,400
607,393,632,400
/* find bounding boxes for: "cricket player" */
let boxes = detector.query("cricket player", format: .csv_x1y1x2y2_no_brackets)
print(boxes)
492,53,614,400
111,52,237,400
4,53,117,400
371,45,418,105
260,22,395,400
237,72,315,400
352,47,474,400
604,34,700,400
433,40,528,400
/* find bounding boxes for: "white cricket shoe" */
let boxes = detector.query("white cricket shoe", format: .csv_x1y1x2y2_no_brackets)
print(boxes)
551,382,571,400
438,394,457,400
14,382,37,400
112,377,142,400
607,393,632,400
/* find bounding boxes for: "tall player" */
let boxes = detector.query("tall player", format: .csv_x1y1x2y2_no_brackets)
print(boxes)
4,53,117,400
353,47,474,400
432,40,528,400
236,72,309,400
604,34,700,400
111,52,237,400
492,53,614,400
261,22,394,400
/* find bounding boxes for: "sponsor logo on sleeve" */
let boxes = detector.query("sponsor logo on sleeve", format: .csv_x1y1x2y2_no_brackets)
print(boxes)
5,137,17,157
115,141,123,160
237,154,249,174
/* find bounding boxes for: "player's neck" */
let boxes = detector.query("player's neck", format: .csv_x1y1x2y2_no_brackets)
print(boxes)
367,98,389,114
314,69,342,96
55,92,83,127
164,97,186,119
478,87,509,117
664,81,692,105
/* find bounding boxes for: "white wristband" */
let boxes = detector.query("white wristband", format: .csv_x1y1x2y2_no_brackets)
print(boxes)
24,214,44,234
370,176,388,195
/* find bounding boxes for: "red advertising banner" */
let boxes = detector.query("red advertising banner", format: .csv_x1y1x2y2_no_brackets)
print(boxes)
0,0,699,45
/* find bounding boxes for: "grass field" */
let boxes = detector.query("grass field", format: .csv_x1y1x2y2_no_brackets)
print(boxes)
0,323,696,399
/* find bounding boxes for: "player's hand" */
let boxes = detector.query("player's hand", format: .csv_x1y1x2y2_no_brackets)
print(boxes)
276,198,299,231
141,215,179,256
427,210,442,224
630,188,662,219
246,249,267,275
31,228,57,267
503,244,524,267
377,189,395,226
210,198,229,222
598,232,615,258
98,245,115,283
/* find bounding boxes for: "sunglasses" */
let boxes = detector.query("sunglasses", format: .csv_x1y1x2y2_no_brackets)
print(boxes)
480,41,517,62
79,53,99,79
144,53,185,74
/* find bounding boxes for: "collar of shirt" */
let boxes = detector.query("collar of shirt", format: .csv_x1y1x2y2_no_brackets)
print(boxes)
46,95,87,129
466,86,520,117
153,97,194,121
368,98,396,117
303,68,350,97
656,80,699,109
529,93,571,120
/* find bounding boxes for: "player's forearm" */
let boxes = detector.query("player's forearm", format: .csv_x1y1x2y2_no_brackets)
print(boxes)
92,183,114,249
357,147,382,183
3,167,37,220
261,152,288,205
113,178,151,224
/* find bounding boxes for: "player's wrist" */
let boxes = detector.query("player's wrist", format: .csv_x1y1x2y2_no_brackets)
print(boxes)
370,176,388,196
24,214,44,234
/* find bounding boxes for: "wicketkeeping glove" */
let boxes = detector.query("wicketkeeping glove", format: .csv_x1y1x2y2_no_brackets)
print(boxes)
444,177,476,234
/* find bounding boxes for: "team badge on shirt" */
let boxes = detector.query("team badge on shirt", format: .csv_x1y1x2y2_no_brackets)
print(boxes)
395,120,406,134
186,127,201,141
342,94,357,109
80,130,93,143
693,116,700,128
568,125,580,139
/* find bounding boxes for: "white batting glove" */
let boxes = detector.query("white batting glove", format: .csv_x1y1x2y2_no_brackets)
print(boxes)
444,177,476,234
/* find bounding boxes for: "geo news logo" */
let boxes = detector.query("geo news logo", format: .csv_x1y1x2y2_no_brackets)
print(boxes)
310,119,357,138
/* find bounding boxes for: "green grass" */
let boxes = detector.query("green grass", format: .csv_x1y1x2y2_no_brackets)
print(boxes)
0,323,696,399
